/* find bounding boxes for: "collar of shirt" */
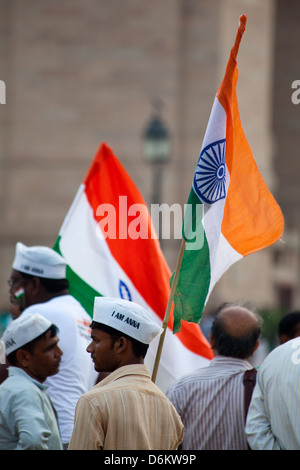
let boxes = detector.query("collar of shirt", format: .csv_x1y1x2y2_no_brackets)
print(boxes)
209,355,253,374
97,364,151,387
8,366,48,391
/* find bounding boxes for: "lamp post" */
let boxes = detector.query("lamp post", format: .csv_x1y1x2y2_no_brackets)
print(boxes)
143,105,170,206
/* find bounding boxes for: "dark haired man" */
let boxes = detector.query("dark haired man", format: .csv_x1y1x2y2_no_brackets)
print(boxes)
166,303,262,450
68,297,184,450
6,242,98,448
278,311,300,344
0,313,62,449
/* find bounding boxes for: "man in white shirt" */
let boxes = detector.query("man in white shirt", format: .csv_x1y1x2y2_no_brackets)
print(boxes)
246,337,300,450
7,242,98,448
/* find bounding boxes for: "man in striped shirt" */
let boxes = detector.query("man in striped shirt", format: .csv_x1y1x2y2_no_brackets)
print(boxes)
68,297,184,450
166,303,262,450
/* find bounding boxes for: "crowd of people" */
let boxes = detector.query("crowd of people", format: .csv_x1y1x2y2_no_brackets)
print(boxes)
0,241,300,450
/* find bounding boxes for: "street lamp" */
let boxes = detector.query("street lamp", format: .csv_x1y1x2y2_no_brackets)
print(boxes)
143,115,170,164
143,105,170,205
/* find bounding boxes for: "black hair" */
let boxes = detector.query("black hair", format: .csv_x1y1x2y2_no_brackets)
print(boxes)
211,303,262,359
7,324,59,366
278,311,300,338
20,272,69,293
90,321,149,359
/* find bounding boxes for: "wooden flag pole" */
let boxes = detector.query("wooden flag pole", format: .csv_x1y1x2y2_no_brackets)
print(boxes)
151,237,187,383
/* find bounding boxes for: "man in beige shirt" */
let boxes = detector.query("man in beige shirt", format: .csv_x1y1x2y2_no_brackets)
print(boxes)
68,297,184,450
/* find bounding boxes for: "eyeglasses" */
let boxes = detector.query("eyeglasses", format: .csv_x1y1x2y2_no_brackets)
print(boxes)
7,277,24,288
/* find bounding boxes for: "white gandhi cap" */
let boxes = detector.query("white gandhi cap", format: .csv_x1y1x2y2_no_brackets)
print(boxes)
1,313,52,355
12,242,67,279
93,297,163,345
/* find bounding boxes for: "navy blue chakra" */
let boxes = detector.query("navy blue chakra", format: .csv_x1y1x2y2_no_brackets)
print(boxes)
193,138,226,204
119,280,132,301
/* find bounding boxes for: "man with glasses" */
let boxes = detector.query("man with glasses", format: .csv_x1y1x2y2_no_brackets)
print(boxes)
3,242,98,449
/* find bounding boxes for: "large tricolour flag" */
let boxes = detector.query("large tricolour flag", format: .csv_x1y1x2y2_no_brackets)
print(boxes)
172,15,284,333
54,142,213,392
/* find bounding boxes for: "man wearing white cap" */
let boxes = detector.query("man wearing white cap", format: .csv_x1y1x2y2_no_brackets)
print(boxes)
0,313,63,450
6,242,98,448
68,296,184,450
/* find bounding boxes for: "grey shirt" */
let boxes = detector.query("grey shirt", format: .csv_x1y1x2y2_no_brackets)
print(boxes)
0,367,62,450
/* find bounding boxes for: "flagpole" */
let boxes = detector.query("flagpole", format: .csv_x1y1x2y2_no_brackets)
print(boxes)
151,237,186,383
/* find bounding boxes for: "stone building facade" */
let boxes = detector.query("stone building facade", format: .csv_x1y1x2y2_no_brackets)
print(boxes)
0,0,298,325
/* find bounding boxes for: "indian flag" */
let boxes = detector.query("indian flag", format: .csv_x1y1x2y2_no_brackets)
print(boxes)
54,142,213,392
172,15,284,333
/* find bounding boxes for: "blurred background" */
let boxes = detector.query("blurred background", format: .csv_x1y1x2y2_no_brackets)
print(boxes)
0,0,299,361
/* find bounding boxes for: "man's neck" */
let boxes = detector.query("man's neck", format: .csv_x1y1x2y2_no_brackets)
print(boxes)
27,290,69,306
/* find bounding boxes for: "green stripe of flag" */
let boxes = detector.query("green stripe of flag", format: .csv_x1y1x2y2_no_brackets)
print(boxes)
170,189,211,333
53,236,102,317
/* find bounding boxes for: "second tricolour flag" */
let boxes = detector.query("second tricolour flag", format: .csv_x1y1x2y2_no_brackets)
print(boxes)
172,15,284,333
54,143,213,392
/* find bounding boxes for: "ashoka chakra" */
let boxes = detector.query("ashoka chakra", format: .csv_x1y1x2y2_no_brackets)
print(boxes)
193,138,226,204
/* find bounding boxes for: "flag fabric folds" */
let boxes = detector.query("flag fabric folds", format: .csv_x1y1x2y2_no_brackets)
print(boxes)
172,15,284,333
54,142,213,392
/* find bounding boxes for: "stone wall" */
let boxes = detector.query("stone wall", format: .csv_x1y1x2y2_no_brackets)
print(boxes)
0,0,295,319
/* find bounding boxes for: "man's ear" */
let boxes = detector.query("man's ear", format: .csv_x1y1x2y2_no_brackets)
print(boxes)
24,276,50,308
209,333,215,350
15,348,32,368
114,336,128,354
26,276,41,296
253,340,260,354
